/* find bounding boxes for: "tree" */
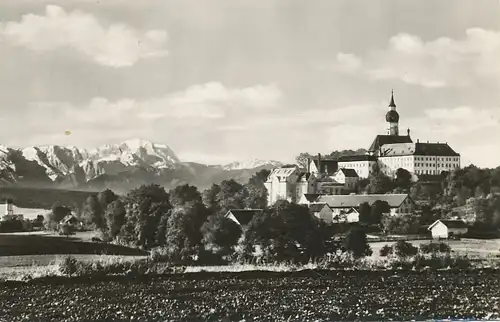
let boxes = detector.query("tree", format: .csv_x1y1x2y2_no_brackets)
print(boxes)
119,184,172,248
165,203,210,263
395,168,412,190
51,203,71,222
366,172,394,194
82,195,104,230
394,240,418,258
243,200,327,263
97,189,118,210
201,214,242,256
381,214,420,235
105,199,126,240
295,153,313,170
169,184,202,208
202,184,222,215
216,180,247,214
343,228,372,258
370,200,390,225
244,169,271,209
358,202,371,224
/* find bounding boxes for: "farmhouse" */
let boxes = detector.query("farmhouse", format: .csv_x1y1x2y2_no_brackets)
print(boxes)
1,199,24,221
428,219,469,239
225,209,263,230
59,214,83,230
308,203,334,223
298,194,325,205
314,194,415,217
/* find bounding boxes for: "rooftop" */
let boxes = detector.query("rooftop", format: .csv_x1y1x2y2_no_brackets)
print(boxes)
337,168,359,178
379,142,460,157
428,219,468,230
225,209,263,227
368,135,413,153
316,194,411,208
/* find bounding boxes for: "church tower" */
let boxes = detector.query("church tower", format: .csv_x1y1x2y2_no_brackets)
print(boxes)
385,90,399,136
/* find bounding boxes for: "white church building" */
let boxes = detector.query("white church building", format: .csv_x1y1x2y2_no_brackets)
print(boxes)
264,91,461,206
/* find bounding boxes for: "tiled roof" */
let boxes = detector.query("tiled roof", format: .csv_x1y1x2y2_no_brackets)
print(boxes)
312,159,338,175
337,154,377,162
225,209,263,226
338,168,359,178
368,135,413,152
267,167,299,179
302,194,325,202
316,194,410,208
379,142,460,157
308,203,329,212
297,172,313,181
428,219,468,230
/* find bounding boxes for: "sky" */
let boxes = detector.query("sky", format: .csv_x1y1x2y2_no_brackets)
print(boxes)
0,0,499,167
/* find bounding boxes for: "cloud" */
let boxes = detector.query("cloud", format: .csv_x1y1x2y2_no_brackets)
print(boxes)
1,82,282,148
0,5,168,67
334,28,500,88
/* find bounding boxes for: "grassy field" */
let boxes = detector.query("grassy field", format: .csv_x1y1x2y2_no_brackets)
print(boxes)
0,231,147,259
369,238,500,259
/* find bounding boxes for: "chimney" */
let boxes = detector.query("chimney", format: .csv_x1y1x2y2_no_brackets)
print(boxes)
417,139,419,143
307,157,311,173
407,128,410,137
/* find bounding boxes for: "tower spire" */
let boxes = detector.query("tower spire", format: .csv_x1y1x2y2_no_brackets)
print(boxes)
389,89,396,109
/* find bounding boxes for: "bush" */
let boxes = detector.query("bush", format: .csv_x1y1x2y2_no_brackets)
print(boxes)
419,242,451,254
344,228,372,258
59,256,79,276
394,240,418,258
58,223,75,236
379,244,393,257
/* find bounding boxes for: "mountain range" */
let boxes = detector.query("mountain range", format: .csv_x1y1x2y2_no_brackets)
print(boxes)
0,139,283,193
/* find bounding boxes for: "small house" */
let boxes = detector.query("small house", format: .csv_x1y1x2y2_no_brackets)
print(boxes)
225,209,263,230
59,214,83,230
308,203,334,223
428,219,469,239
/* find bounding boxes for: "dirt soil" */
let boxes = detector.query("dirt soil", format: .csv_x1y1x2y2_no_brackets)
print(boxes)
1,269,500,321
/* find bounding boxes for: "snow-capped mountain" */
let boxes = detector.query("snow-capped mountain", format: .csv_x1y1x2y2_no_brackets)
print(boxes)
87,139,180,168
222,159,283,171
0,139,284,191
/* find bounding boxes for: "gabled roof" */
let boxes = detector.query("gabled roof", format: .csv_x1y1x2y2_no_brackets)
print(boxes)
61,214,78,224
337,154,378,162
302,194,324,202
368,135,413,152
428,219,468,230
316,194,410,208
267,167,299,181
337,168,359,178
225,209,263,226
297,172,314,181
311,159,338,176
308,203,330,213
379,142,460,157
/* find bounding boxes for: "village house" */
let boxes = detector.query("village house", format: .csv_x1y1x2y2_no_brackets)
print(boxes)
308,203,334,223
298,193,325,206
332,168,359,191
225,209,263,231
313,194,415,217
1,199,25,222
58,214,83,231
428,219,469,239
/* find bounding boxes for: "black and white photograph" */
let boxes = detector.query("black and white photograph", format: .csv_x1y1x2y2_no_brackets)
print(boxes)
1,0,500,321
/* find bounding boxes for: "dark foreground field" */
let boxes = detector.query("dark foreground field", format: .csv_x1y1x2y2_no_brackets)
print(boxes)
0,234,147,257
1,270,500,321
